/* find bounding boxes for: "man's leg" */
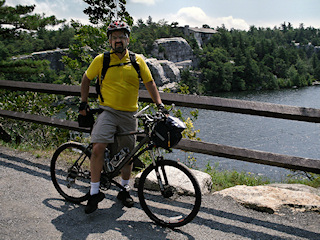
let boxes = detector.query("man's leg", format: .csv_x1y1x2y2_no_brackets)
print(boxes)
120,161,133,182
85,142,107,214
120,161,133,188
117,161,134,208
90,142,107,183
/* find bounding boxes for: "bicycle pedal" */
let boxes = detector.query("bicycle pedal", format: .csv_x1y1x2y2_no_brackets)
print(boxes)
100,182,111,190
100,176,111,190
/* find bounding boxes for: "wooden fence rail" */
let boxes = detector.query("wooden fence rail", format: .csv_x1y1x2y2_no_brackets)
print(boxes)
1,80,320,174
1,80,320,123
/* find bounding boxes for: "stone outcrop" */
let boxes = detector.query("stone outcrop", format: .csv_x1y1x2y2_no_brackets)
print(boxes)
214,184,320,214
145,58,181,89
151,37,194,68
134,167,213,195
13,37,198,90
13,48,68,71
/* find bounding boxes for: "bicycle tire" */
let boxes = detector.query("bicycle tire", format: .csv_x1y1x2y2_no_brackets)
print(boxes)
50,142,91,203
138,160,201,228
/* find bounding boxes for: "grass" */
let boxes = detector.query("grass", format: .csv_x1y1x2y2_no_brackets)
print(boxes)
204,162,271,191
204,162,320,192
284,171,320,189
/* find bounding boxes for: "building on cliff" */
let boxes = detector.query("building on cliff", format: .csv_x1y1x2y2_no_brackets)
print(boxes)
182,25,218,48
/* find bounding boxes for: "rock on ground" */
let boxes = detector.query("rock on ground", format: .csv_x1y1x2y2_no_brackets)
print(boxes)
135,167,212,195
214,184,320,214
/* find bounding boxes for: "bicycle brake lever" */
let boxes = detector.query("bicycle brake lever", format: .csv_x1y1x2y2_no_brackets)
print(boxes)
169,103,175,112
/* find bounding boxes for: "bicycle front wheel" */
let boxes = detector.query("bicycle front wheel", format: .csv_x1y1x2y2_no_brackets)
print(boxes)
50,142,91,203
138,160,201,228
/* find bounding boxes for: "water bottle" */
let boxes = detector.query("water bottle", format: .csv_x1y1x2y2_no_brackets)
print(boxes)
104,148,114,173
110,147,129,168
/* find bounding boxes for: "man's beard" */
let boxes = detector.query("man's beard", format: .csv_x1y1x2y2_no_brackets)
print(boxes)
114,43,125,53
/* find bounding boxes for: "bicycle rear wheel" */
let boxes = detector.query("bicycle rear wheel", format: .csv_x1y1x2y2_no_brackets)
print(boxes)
138,160,201,228
50,142,91,203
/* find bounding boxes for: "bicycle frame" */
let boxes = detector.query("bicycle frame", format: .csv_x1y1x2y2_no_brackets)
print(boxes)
77,124,155,190
75,105,175,192
108,132,152,178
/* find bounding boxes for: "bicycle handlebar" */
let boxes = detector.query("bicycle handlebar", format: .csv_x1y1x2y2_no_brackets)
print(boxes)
133,105,150,118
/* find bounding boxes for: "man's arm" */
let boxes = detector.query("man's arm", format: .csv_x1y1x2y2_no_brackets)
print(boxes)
79,73,91,115
144,80,162,106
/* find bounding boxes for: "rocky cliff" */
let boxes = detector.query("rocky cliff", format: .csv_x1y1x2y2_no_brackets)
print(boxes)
151,37,194,66
145,58,181,91
13,48,68,71
14,37,196,91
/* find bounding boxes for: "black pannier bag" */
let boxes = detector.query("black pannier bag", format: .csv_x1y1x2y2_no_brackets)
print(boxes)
151,116,186,150
78,111,94,128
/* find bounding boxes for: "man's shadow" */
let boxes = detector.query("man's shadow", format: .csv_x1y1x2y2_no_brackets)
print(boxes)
43,191,194,240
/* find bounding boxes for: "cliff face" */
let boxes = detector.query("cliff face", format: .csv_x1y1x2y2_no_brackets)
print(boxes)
145,37,196,90
151,37,194,65
15,37,196,91
12,48,68,71
145,58,181,90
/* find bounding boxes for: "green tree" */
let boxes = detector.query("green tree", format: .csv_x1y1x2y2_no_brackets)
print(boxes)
62,0,135,86
243,50,260,89
201,47,233,92
274,58,288,79
0,0,64,39
83,0,133,25
311,53,320,80
0,0,65,82
287,65,299,86
180,69,203,94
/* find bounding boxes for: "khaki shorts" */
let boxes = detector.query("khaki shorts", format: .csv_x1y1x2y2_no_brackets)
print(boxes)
90,106,137,152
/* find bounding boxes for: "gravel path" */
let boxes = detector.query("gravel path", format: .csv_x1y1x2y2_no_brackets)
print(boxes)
1,146,319,240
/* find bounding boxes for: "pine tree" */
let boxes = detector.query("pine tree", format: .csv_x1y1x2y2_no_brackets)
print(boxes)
0,0,64,81
83,0,133,25
0,0,64,39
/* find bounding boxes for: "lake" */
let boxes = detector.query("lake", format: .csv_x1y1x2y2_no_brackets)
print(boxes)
165,85,320,182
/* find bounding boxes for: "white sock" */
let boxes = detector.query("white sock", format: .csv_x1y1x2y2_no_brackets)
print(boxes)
121,178,130,191
90,181,100,195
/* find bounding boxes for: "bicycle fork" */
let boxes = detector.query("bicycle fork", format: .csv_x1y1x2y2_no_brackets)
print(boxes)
150,151,173,198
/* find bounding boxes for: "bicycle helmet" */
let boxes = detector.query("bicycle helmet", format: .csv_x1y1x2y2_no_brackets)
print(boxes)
107,20,131,37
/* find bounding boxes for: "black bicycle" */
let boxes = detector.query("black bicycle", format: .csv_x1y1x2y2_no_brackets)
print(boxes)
50,105,201,228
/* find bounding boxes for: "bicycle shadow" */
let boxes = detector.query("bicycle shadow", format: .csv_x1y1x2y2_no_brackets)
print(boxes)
43,193,195,240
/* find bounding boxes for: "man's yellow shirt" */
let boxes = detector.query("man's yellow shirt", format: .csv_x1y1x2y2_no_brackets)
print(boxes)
85,50,153,112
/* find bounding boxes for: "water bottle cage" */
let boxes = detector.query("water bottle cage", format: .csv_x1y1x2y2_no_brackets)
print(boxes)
110,147,129,169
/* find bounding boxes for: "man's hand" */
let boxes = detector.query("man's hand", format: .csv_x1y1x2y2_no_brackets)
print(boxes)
79,101,89,116
78,101,94,128
157,103,169,115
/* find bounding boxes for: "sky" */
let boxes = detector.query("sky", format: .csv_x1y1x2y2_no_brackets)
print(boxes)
5,0,320,30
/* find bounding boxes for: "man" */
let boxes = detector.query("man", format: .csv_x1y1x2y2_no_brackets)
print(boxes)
79,20,166,214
